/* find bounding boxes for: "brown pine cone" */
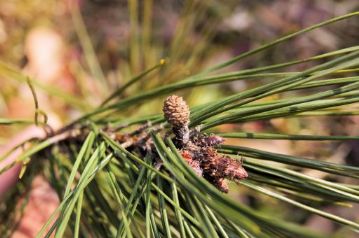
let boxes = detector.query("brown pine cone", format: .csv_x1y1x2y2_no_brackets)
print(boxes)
216,156,248,181
200,147,248,189
163,95,190,128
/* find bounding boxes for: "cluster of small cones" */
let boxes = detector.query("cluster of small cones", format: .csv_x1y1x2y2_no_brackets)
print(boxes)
163,95,248,192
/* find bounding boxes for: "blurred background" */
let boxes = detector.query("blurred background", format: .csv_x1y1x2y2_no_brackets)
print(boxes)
0,0,359,237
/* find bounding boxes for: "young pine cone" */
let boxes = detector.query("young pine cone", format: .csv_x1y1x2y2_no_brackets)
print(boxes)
163,95,190,146
163,95,190,128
